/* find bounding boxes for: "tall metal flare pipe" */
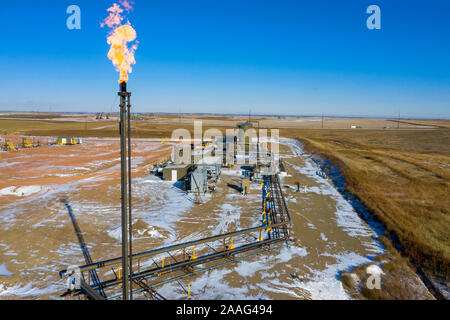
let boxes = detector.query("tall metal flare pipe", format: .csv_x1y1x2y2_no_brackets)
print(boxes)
118,81,130,300
127,92,133,300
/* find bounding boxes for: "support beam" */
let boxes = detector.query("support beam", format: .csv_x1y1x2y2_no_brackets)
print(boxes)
80,279,105,300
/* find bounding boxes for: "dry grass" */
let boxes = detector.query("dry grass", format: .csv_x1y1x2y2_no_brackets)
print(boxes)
0,119,199,139
341,237,435,300
397,119,450,129
0,113,69,119
2,117,449,279
281,128,450,279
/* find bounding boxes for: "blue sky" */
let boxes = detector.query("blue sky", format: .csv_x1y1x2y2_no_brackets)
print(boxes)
0,0,449,118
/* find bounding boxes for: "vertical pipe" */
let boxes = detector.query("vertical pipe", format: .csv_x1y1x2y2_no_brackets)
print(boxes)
119,82,129,300
127,94,133,300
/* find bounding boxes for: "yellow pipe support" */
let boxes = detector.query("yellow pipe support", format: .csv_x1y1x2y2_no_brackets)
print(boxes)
190,248,197,260
118,267,121,280
188,283,191,297
258,230,263,242
162,258,165,269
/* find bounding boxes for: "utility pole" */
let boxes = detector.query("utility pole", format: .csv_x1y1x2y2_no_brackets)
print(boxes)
321,113,324,129
398,111,400,129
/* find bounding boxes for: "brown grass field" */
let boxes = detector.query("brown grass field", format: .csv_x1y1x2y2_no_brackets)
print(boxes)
280,127,450,280
1,114,449,286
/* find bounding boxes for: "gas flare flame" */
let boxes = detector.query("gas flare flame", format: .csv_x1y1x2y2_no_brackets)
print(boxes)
101,0,138,83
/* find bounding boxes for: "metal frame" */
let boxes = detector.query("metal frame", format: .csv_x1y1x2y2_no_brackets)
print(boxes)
59,173,291,300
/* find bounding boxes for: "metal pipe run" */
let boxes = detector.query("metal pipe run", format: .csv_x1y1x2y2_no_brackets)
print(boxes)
107,242,287,300
60,220,290,276
88,236,287,292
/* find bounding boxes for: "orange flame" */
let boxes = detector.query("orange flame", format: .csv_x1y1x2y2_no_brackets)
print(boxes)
101,1,138,83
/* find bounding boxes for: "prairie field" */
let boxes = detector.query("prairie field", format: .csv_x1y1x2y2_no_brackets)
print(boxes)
1,114,449,299
281,127,450,279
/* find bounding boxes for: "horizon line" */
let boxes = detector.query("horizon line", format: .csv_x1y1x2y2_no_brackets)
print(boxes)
0,110,449,121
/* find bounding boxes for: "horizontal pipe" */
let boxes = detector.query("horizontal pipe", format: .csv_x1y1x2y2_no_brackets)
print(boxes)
107,242,287,300
88,236,287,291
60,221,290,276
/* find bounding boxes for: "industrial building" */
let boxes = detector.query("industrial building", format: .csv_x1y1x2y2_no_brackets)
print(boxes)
188,166,208,195
187,156,222,195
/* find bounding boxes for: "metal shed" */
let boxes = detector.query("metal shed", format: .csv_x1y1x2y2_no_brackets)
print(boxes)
189,167,208,194
196,156,221,180
162,164,192,181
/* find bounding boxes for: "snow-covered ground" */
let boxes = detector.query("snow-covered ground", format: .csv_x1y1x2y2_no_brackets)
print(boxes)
0,137,386,299
154,138,385,300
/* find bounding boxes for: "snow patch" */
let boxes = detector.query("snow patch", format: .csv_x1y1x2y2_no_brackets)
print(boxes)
0,264,12,276
0,185,45,197
0,282,62,297
295,252,371,300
